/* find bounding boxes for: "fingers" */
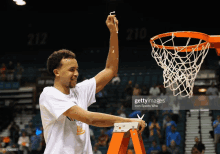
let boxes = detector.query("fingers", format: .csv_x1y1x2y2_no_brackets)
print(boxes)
114,17,118,24
140,122,145,134
106,14,119,33
108,15,116,22
106,15,117,23
138,121,146,134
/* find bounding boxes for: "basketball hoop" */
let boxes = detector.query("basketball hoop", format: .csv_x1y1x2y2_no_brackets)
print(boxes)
150,31,220,98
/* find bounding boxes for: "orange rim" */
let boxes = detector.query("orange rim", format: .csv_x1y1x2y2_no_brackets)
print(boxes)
150,31,217,52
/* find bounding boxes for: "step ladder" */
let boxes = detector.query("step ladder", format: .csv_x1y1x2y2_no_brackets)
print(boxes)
107,122,146,154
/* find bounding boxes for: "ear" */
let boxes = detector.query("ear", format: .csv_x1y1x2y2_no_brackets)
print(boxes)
53,69,60,77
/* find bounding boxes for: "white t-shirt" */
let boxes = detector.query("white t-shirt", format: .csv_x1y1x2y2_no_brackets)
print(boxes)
39,77,96,154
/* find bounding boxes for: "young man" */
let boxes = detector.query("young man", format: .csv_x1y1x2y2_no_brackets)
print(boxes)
39,14,146,154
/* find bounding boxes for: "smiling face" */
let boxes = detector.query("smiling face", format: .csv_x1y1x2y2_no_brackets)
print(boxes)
54,58,79,88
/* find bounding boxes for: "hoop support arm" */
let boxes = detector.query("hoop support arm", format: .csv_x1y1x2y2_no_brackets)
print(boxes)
209,35,220,56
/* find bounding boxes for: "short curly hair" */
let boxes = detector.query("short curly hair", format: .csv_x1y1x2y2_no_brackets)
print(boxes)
47,49,76,76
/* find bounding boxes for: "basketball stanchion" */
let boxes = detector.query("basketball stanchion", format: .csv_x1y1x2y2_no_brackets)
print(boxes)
107,122,146,154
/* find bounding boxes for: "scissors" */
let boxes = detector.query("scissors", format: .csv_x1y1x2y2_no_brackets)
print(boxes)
137,114,147,126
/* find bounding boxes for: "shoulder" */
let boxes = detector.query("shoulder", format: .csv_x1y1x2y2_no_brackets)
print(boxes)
39,87,55,102
39,86,69,105
76,78,95,86
40,87,57,97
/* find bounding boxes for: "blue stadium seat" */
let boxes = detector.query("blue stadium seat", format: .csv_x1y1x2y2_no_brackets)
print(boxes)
129,75,136,84
136,76,143,85
121,76,129,84
158,76,163,84
0,82,4,90
4,82,12,89
12,82,20,89
151,75,158,86
143,75,150,86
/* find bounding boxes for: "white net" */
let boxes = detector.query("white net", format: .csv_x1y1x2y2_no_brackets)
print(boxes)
151,32,210,98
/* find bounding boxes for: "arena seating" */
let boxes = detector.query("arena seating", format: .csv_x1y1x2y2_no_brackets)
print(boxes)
1,62,219,153
0,82,20,90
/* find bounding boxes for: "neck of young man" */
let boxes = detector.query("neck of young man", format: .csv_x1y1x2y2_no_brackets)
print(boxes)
54,80,70,95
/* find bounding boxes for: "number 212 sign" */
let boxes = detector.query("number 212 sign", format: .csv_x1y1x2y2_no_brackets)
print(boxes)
27,32,48,45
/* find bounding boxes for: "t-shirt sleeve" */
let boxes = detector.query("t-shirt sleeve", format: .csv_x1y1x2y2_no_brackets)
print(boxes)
77,77,96,107
42,93,77,120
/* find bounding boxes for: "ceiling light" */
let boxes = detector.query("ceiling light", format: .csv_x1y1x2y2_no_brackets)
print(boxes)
15,0,26,6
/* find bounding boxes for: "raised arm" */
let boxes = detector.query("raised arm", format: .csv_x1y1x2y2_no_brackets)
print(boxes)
94,15,119,94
